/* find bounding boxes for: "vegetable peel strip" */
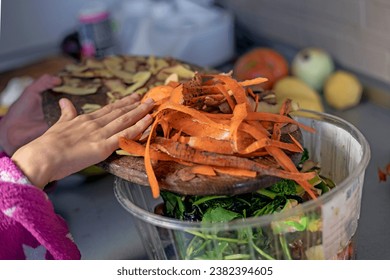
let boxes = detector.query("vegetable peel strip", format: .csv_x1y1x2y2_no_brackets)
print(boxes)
145,115,162,198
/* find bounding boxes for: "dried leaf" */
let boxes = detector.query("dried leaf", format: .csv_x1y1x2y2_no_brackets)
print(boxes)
147,56,170,74
106,91,122,103
104,79,126,92
91,69,114,78
65,64,89,73
69,71,96,78
123,60,137,72
164,73,179,85
122,71,152,96
106,68,136,83
82,103,102,113
85,59,105,69
161,64,195,79
52,85,99,95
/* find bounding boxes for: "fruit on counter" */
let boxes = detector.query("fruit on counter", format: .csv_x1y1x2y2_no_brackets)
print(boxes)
233,47,289,90
273,76,324,112
324,70,362,110
291,48,334,91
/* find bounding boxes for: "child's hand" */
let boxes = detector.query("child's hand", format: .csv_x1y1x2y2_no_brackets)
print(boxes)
11,94,155,189
0,74,61,155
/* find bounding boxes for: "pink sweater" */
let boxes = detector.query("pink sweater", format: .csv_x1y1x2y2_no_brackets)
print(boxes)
0,152,81,259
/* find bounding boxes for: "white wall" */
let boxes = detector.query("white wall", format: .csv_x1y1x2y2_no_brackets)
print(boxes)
221,0,390,86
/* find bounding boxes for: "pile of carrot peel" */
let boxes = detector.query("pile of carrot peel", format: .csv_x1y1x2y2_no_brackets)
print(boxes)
119,72,318,199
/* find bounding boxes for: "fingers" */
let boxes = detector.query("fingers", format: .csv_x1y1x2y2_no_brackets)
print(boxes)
89,94,141,119
106,113,154,149
92,101,141,126
120,114,154,139
24,74,62,95
47,95,154,162
102,98,155,135
57,98,77,122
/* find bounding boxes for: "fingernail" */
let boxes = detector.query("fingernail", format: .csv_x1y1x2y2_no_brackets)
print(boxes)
144,114,153,121
59,98,67,109
53,76,62,84
143,98,155,105
132,93,141,100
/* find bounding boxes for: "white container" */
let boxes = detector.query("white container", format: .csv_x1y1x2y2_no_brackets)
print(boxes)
115,111,370,260
128,1,234,67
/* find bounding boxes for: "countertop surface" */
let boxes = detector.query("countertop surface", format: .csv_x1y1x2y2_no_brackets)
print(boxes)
48,98,390,260
327,101,390,259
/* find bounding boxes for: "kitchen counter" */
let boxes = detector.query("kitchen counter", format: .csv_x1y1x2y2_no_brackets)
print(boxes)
47,97,390,260
327,100,390,260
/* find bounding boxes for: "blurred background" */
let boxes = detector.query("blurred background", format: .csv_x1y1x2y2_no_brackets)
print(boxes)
1,0,390,87
1,0,390,109
0,0,234,70
1,0,390,260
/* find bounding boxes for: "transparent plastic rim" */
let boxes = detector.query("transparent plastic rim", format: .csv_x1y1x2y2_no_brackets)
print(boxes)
114,110,371,231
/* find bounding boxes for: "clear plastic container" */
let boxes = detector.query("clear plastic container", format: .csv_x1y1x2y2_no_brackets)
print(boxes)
114,111,370,260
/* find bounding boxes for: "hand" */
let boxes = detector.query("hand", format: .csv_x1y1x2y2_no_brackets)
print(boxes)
0,74,62,155
11,94,155,189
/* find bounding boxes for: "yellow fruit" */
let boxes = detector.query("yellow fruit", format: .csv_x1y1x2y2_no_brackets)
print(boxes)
272,76,324,112
324,70,362,110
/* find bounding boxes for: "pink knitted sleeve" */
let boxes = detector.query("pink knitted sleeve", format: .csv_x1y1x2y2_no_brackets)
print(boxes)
0,152,81,259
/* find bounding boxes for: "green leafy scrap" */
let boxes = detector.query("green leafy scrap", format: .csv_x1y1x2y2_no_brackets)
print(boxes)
299,148,309,165
202,207,241,223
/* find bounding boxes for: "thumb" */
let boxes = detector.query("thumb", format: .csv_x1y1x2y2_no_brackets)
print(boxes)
58,98,77,122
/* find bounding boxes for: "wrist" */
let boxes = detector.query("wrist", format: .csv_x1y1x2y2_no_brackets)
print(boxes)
11,144,54,189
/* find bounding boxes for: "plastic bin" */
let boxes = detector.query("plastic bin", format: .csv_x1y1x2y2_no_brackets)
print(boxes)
114,111,370,260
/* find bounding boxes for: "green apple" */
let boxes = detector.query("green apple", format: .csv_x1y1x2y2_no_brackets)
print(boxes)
291,48,335,91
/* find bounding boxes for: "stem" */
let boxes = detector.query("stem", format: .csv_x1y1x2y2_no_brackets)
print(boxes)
186,230,248,244
257,188,277,199
279,235,292,260
246,229,275,260
251,242,275,260
224,254,251,260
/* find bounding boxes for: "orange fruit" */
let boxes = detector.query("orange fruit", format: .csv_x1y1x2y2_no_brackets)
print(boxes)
233,48,289,90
